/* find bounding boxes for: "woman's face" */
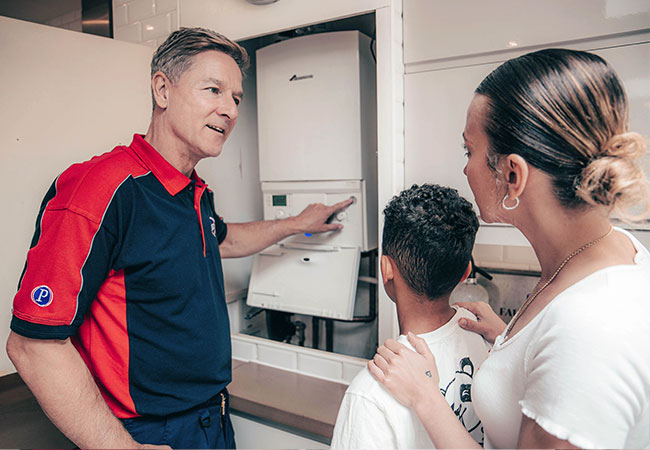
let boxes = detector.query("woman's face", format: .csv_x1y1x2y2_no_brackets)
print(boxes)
462,94,501,223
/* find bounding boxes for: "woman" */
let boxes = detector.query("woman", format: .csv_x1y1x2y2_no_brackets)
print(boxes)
369,48,650,449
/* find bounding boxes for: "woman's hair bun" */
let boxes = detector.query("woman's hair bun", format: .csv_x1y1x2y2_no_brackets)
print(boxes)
576,131,650,219
602,132,646,159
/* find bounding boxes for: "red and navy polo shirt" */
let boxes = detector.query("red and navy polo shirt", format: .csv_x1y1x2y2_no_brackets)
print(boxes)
11,134,231,418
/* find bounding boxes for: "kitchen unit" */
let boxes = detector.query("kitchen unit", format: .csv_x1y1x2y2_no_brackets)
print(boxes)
1,0,649,447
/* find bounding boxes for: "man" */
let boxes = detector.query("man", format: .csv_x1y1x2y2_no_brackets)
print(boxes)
6,27,352,449
331,184,491,449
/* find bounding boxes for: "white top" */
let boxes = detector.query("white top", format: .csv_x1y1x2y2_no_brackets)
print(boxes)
331,307,491,449
473,228,650,449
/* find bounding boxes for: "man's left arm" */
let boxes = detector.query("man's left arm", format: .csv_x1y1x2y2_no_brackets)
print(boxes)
219,198,354,258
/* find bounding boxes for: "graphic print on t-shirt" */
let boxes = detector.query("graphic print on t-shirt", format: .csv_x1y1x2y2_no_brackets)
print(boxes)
440,356,484,445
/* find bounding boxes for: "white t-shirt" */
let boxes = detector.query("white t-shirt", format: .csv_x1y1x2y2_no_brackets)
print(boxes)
331,306,491,449
473,228,650,449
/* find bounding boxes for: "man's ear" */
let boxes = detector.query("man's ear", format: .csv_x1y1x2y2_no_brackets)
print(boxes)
380,254,394,285
503,154,529,200
459,260,472,283
151,71,171,110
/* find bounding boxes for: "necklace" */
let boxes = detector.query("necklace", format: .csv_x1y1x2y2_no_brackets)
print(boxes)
503,226,614,341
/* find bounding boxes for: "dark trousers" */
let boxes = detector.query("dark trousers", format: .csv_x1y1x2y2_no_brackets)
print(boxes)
121,390,236,449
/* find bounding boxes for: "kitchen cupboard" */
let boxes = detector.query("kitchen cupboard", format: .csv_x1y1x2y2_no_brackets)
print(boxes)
403,0,650,250
403,0,650,65
179,0,390,41
404,23,650,248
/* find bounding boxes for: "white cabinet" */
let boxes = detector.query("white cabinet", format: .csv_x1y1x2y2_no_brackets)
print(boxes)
256,31,376,182
404,37,650,247
404,61,497,212
231,413,327,449
403,0,650,65
179,0,389,41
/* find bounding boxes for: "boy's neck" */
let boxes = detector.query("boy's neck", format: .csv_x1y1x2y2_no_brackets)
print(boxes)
395,291,456,336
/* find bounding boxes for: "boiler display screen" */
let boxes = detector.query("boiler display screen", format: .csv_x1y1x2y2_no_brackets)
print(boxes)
272,195,287,206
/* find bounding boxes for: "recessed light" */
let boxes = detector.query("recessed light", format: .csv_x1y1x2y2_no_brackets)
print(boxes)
508,41,519,48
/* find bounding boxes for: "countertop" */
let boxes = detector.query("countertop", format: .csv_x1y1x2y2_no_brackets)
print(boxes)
0,361,347,448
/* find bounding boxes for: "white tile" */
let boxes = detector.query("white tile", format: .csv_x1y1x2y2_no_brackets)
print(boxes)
114,4,128,27
473,244,504,263
297,353,342,381
155,0,177,14
503,245,538,265
232,339,257,361
128,0,156,22
257,345,297,369
342,361,366,383
114,22,142,43
61,10,79,24
141,13,171,41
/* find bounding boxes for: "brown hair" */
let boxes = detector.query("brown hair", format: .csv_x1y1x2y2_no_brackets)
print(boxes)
475,48,649,219
150,27,249,109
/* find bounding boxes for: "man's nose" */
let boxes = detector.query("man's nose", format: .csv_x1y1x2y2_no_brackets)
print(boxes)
218,97,238,120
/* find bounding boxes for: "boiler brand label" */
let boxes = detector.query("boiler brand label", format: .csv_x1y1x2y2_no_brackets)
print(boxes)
289,74,313,82
31,285,53,307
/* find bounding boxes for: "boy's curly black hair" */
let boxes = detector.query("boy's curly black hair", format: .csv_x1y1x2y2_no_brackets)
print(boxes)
382,184,479,299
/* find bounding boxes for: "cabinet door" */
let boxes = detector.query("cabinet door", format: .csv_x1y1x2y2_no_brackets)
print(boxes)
404,40,650,248
404,62,499,212
180,0,389,41
404,0,650,64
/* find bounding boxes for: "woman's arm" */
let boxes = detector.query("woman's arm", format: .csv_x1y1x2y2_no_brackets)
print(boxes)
518,416,580,449
370,333,581,449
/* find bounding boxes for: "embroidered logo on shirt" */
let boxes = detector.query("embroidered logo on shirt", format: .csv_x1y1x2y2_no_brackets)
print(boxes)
209,217,216,237
31,285,53,307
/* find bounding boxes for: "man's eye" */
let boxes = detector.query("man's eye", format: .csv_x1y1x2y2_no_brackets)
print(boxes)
233,97,240,106
209,87,219,94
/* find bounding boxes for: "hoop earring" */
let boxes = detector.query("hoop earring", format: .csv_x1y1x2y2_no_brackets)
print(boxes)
502,194,519,210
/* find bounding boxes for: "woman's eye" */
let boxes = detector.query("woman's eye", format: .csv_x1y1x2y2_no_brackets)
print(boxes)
209,87,219,94
233,97,240,105
462,143,470,157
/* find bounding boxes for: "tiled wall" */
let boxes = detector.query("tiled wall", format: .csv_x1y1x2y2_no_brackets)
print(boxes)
232,334,367,385
474,243,541,272
113,0,179,48
45,8,83,32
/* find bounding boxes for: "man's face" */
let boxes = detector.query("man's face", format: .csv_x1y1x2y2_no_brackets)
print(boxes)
164,50,243,165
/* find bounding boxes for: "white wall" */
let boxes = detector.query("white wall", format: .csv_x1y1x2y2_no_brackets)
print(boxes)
0,17,153,374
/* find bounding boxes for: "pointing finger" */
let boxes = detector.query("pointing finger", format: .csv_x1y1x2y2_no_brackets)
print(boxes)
330,197,355,211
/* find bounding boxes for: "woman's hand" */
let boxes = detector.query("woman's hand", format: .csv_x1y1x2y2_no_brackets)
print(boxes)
368,332,441,409
454,301,507,344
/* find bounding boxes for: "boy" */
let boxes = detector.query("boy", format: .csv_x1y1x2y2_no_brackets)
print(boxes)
331,184,491,449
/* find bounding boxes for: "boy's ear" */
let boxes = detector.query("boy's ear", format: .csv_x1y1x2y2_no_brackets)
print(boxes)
380,254,394,285
459,260,472,283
